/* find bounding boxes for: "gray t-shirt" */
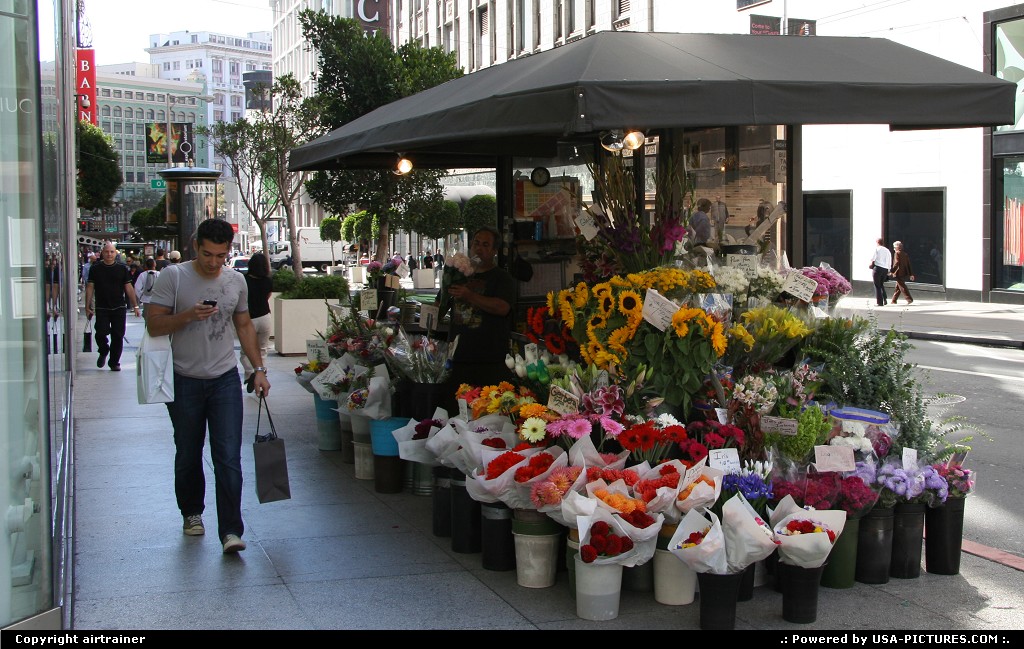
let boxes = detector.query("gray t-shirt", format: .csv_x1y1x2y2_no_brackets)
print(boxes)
148,262,249,379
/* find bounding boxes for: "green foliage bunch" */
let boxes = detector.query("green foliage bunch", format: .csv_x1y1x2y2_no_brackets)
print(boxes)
462,194,497,235
765,403,831,462
272,267,299,294
279,274,349,300
798,316,935,454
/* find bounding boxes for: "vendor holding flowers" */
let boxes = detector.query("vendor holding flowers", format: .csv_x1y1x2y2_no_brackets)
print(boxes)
440,226,518,412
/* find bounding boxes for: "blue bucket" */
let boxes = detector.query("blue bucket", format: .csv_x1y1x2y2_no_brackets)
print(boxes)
369,417,403,456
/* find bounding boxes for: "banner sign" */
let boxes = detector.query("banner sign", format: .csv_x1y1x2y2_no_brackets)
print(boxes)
146,123,195,165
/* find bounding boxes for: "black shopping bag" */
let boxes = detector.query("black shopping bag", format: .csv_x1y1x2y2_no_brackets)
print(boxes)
83,317,93,352
253,397,291,503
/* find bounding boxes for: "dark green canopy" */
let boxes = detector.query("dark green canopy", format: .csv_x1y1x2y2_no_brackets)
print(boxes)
290,31,1015,171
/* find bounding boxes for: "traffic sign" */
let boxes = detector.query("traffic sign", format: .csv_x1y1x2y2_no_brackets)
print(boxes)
151,178,167,189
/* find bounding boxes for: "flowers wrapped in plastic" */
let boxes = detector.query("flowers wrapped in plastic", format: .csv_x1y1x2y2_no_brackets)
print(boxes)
577,512,641,566
934,461,975,499
384,327,458,384
676,461,724,515
772,509,846,568
390,408,449,466
667,507,728,574
720,492,780,573
529,464,586,527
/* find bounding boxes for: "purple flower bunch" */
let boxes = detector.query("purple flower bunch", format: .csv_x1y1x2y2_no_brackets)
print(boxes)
799,265,853,298
581,384,626,418
876,459,948,507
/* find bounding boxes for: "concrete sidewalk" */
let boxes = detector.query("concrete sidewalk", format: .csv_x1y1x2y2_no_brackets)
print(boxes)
67,302,1024,631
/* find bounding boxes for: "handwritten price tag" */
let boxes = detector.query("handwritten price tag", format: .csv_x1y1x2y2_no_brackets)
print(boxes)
902,447,919,471
642,288,679,331
761,415,798,436
814,445,856,472
547,385,580,416
783,272,817,303
682,457,708,486
708,448,740,474
575,211,599,241
457,398,469,421
360,288,378,312
306,339,330,363
419,304,439,330
727,254,759,279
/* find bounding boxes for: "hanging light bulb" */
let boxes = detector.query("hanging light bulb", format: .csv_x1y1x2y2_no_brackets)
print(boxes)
622,130,645,151
394,154,413,175
600,129,645,153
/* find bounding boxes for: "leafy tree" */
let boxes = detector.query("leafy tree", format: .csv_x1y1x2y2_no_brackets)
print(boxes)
298,10,463,262
462,194,498,235
76,120,122,211
319,215,343,265
405,198,462,242
341,213,358,242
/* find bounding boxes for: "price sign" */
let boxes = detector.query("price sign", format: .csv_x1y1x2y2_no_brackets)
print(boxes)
727,254,759,279
814,445,856,472
575,211,599,241
306,339,330,363
761,415,798,436
902,447,919,471
457,398,469,421
708,448,740,474
419,304,439,330
547,385,580,416
642,289,679,331
682,457,708,486
714,408,729,425
783,272,817,303
360,288,378,312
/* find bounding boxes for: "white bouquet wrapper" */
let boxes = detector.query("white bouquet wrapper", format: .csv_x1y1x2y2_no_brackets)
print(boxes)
392,407,449,466
613,510,664,567
295,371,318,395
768,494,802,529
585,478,636,517
635,459,690,521
456,427,520,475
668,507,730,574
773,510,847,568
576,508,643,567
567,434,629,469
359,363,392,419
675,464,724,514
721,492,779,573
424,421,460,468
512,447,569,509
468,446,547,507
560,489,598,530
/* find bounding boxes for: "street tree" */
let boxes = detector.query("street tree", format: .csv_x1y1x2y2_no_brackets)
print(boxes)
76,119,122,212
462,194,498,236
319,215,343,266
298,10,463,262
405,198,461,253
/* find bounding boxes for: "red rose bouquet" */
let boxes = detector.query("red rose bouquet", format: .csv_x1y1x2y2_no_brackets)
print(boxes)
773,509,847,568
578,518,636,565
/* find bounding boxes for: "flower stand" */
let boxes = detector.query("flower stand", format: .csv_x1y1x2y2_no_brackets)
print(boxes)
575,557,624,621
431,466,453,538
449,473,482,553
480,502,516,571
856,505,893,584
925,497,966,575
821,516,860,589
890,502,926,579
780,562,827,624
511,509,561,588
696,571,743,630
312,393,343,451
369,417,405,494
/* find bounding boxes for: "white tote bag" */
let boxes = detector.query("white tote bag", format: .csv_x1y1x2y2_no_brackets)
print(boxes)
137,329,174,404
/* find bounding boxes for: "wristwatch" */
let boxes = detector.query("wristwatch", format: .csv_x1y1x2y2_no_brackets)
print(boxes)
254,367,267,374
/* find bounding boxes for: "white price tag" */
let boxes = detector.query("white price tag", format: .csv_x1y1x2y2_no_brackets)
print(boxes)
306,339,330,363
360,288,378,312
761,415,799,436
714,407,728,425
682,457,708,486
547,385,580,416
782,272,817,303
311,360,347,400
642,288,679,331
457,398,469,421
708,448,741,474
902,447,919,471
814,445,856,472
726,254,759,279
419,304,439,330
575,211,599,241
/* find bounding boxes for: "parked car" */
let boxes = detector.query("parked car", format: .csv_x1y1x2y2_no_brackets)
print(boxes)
230,256,250,273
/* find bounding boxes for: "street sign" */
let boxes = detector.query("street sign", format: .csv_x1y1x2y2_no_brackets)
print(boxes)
151,178,167,190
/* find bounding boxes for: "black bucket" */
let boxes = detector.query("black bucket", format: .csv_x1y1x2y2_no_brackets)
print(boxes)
480,502,516,571
856,506,894,584
450,474,481,553
373,455,404,494
781,562,827,624
696,571,743,630
431,466,452,538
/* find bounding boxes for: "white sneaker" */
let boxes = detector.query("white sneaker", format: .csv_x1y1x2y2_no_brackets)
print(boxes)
222,534,246,553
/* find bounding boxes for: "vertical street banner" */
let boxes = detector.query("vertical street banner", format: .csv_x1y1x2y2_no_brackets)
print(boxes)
75,49,97,125
146,123,196,165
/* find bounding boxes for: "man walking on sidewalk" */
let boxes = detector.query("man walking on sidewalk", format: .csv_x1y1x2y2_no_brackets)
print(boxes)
869,237,893,307
85,241,141,371
145,219,271,554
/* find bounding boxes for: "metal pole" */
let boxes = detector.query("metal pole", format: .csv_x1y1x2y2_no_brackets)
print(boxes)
166,93,173,166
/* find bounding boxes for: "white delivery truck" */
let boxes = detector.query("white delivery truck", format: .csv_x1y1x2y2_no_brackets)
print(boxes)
269,227,349,271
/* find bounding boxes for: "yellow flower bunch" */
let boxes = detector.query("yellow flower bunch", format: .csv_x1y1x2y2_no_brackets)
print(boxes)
730,304,814,370
465,382,538,421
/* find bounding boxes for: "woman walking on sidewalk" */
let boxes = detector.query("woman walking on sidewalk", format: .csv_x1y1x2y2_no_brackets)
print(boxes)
890,240,915,305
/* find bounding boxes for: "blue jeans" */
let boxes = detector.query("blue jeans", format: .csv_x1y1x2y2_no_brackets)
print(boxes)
166,369,244,541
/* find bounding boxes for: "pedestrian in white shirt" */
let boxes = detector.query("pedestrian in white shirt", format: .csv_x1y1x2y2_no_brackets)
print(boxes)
869,238,893,306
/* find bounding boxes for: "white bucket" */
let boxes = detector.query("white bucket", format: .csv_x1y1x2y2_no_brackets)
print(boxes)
654,548,697,605
575,556,624,621
512,532,560,588
352,441,374,480
350,412,371,443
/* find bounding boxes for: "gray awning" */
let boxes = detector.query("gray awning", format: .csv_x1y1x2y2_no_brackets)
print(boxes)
290,31,1015,171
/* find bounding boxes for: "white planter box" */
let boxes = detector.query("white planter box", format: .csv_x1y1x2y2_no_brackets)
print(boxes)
349,266,366,285
413,268,435,289
273,296,332,355
268,292,281,339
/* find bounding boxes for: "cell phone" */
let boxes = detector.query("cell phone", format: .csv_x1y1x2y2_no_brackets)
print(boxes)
202,300,218,307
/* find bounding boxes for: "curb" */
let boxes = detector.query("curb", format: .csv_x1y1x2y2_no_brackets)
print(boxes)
903,331,1024,349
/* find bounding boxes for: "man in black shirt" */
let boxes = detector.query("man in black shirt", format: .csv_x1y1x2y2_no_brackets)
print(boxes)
154,248,170,270
85,241,141,371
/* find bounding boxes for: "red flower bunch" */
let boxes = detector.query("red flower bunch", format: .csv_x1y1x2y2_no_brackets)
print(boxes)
617,421,689,465
586,466,640,487
481,437,507,450
835,475,879,518
675,527,710,549
579,521,634,563
514,452,556,482
685,420,745,450
413,418,444,440
782,519,836,543
770,478,805,506
486,451,525,480
803,472,840,510
619,509,656,529
635,464,681,503
525,306,578,356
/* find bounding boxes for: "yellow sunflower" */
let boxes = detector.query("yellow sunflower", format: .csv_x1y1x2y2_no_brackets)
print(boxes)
617,289,643,319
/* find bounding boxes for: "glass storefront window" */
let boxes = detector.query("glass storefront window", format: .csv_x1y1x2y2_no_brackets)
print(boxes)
997,156,1024,290
883,189,945,286
803,191,852,281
